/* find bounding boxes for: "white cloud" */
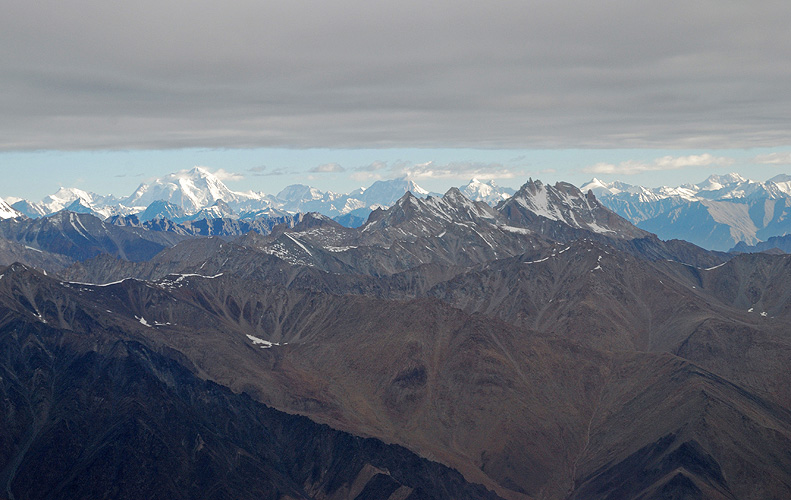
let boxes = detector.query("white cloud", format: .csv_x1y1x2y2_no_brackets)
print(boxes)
208,168,244,181
355,161,391,172
350,171,384,182
753,152,791,165
309,162,345,173
395,161,525,181
348,159,526,182
583,154,734,175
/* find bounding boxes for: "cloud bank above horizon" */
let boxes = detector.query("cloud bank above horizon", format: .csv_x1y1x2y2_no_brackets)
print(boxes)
2,0,791,151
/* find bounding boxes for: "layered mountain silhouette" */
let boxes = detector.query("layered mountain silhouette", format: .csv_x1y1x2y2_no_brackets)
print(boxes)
1,177,791,499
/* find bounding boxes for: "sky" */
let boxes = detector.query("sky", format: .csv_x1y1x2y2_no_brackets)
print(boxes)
2,0,791,200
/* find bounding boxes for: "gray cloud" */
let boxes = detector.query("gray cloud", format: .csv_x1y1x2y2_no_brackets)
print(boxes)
246,165,289,176
754,152,791,165
2,1,791,150
355,161,393,172
309,162,345,173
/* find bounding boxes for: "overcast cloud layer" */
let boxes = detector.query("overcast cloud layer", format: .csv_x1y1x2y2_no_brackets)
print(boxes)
2,0,790,151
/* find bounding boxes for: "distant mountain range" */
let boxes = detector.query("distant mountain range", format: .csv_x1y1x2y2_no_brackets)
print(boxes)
4,167,516,228
5,168,791,252
584,173,791,251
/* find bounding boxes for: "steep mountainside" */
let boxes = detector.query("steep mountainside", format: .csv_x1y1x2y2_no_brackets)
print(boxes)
0,237,74,271
499,180,649,240
222,184,722,277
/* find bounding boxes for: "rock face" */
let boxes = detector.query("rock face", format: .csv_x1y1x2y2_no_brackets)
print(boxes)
2,177,791,500
498,180,649,241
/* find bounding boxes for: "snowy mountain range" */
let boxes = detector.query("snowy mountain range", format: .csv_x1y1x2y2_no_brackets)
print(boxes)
8,167,791,251
583,173,791,251
6,167,516,226
460,178,516,205
123,167,262,213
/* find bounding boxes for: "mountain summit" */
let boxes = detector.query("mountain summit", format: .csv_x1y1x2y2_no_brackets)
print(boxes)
124,166,258,212
0,197,21,219
459,178,515,205
499,179,648,240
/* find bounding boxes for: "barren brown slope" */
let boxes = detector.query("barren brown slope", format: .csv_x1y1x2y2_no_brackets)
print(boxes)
0,307,503,500
4,264,791,499
427,239,723,352
428,241,791,411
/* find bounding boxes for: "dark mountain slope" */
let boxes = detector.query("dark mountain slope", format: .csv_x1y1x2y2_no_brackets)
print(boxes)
427,239,722,351
427,241,791,410
0,291,501,500
0,211,189,263
108,212,301,237
56,225,791,414
731,233,791,253
570,352,791,500
0,236,73,271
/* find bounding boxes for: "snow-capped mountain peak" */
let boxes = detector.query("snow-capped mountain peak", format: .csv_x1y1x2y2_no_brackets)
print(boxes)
181,199,236,222
276,184,328,203
124,166,255,213
768,173,791,184
39,187,120,214
499,179,647,238
0,197,22,219
355,177,432,205
359,188,499,239
137,200,187,222
43,187,92,207
580,178,620,198
459,178,515,205
695,173,750,192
